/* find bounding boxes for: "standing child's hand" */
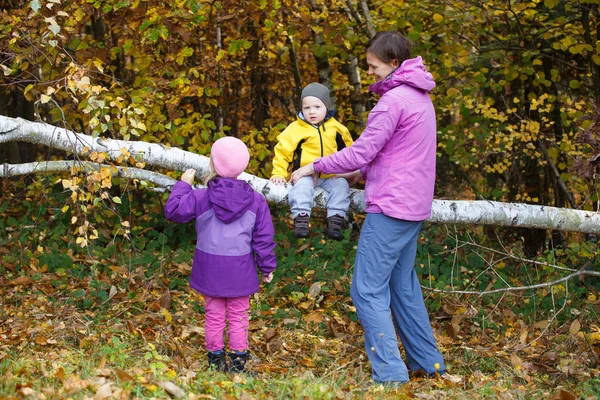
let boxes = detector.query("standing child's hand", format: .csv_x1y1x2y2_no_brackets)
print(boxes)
262,272,274,283
182,169,196,185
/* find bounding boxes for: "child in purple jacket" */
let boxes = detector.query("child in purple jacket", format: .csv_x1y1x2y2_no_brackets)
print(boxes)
165,136,277,373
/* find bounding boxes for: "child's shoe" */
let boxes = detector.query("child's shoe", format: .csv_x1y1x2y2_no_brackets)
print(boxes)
326,214,344,240
228,350,250,373
207,350,227,372
294,213,310,238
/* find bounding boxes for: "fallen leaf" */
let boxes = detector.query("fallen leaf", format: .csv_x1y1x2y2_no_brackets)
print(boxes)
18,387,35,396
264,327,278,341
568,319,580,336
519,327,529,344
441,372,463,384
158,381,186,398
305,312,325,324
552,389,577,400
55,367,65,383
94,382,112,399
160,289,172,310
300,358,315,368
510,353,523,369
10,276,32,285
308,282,321,299
295,243,311,253
115,369,134,382
107,285,118,301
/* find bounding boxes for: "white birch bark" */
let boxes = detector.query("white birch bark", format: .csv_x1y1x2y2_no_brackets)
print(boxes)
2,115,600,234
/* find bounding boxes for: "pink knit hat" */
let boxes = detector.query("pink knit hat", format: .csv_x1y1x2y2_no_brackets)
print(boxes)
210,136,250,178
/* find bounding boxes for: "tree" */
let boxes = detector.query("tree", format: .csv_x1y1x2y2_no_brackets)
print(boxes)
3,115,600,236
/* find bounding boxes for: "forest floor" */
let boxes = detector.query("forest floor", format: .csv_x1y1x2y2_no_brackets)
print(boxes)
1,194,599,399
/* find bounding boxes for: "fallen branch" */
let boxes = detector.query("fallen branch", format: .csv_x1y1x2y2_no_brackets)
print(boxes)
2,115,600,233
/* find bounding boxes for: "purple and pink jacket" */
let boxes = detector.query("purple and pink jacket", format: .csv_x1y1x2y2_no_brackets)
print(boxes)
164,178,276,298
314,56,437,221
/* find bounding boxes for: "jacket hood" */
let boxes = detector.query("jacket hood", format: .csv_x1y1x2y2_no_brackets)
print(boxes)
369,56,436,96
207,178,254,223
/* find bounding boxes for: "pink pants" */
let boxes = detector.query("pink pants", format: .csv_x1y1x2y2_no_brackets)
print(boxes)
203,295,250,352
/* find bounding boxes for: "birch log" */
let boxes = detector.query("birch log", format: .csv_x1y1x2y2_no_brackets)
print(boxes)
2,115,600,234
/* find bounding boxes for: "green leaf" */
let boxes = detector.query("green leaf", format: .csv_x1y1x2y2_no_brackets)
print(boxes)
72,289,85,298
544,0,560,8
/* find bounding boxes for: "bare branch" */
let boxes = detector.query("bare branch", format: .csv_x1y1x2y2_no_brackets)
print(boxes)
426,270,599,295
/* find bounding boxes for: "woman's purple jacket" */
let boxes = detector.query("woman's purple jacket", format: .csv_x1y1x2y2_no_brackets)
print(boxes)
314,56,437,221
165,178,277,298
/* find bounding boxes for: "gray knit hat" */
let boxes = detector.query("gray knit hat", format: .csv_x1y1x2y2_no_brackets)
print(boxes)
301,82,331,110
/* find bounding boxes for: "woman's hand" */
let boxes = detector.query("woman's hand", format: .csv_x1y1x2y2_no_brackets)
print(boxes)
332,170,363,187
270,176,287,185
181,169,196,185
262,272,274,283
290,162,316,185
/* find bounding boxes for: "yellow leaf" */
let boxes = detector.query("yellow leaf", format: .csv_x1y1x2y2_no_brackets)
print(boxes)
71,216,77,224
446,87,459,97
433,13,443,23
61,205,69,213
93,59,104,73
40,94,51,104
161,308,172,323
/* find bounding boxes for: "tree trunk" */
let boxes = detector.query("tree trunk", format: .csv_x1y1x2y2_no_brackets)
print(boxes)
2,115,600,234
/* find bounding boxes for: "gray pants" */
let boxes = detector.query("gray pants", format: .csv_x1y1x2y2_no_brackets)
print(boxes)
288,176,350,219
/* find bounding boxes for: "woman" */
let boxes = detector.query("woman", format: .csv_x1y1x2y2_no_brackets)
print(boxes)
291,31,446,385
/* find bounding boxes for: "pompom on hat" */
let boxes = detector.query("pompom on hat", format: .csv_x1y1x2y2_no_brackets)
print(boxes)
210,136,250,178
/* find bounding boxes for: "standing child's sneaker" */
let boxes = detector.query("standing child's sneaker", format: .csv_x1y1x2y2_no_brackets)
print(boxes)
228,351,250,373
326,214,345,240
294,213,310,238
207,350,227,372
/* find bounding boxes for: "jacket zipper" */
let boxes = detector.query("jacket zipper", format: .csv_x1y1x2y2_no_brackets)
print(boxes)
317,124,324,178
317,124,324,157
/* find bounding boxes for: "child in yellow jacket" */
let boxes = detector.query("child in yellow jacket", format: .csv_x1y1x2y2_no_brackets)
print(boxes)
270,82,354,240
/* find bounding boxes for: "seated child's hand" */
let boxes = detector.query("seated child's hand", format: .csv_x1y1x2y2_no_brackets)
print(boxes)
270,177,286,185
182,169,196,185
262,272,274,283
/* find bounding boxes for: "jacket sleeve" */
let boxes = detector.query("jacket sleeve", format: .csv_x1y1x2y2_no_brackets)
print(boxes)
315,99,400,174
164,181,203,223
252,196,277,275
340,124,354,147
271,127,298,179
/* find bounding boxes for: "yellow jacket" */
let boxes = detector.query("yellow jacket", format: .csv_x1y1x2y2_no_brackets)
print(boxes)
271,115,354,179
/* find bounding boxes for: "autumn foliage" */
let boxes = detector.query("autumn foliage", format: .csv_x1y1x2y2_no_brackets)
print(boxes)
1,0,600,398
